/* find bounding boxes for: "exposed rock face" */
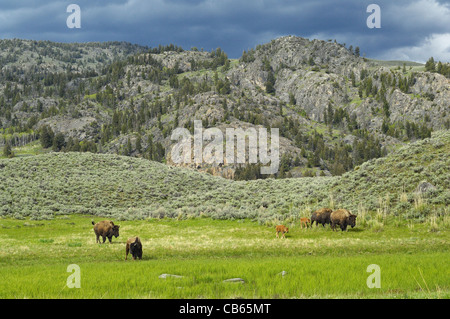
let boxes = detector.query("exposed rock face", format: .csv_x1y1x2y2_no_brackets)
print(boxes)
229,36,448,132
415,180,437,194
151,50,212,72
1,36,448,180
38,116,99,140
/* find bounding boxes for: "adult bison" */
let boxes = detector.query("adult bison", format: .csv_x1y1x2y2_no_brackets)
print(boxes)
330,209,357,231
125,236,143,260
92,220,120,243
311,208,333,227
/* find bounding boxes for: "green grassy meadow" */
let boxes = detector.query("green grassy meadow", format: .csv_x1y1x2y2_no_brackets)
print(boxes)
0,131,448,299
0,214,448,299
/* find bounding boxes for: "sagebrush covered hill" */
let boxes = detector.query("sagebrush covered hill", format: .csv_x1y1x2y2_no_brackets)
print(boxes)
1,130,448,222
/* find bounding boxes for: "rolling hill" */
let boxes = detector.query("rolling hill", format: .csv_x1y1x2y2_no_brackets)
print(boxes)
1,129,448,222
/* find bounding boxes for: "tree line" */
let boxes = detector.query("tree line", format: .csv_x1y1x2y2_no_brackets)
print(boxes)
425,57,450,78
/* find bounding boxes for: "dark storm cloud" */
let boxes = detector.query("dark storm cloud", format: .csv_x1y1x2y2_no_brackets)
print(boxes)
0,0,448,62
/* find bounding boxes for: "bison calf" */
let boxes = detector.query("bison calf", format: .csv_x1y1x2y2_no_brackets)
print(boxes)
330,209,357,231
300,217,310,229
92,220,120,244
311,208,333,227
275,225,289,238
126,237,143,260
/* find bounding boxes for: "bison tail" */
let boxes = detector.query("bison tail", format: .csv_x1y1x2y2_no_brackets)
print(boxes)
91,221,95,225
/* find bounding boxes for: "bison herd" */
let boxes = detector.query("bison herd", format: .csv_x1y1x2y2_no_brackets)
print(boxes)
276,208,357,238
92,208,357,254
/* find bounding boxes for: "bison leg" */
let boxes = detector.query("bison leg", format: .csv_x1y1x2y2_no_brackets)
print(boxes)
102,236,106,244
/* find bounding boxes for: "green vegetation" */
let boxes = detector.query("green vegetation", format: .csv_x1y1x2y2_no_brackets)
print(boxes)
0,130,448,223
425,57,450,78
367,59,424,68
0,140,44,159
0,36,448,300
0,215,448,298
2,142,13,158
0,123,448,299
1,38,446,182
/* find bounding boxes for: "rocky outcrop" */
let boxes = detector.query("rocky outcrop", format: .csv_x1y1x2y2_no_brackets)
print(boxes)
1,36,448,180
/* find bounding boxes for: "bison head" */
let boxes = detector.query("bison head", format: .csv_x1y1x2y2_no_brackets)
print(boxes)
112,225,120,238
130,239,142,259
131,240,142,252
348,214,357,228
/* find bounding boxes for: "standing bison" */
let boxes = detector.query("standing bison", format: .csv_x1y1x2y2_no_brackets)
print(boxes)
126,236,143,260
92,220,120,243
330,209,357,231
275,225,289,238
311,208,333,227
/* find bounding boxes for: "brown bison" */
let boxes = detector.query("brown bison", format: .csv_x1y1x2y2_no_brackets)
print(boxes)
125,236,143,260
275,225,289,238
330,209,357,231
92,220,120,243
311,208,333,227
300,217,311,229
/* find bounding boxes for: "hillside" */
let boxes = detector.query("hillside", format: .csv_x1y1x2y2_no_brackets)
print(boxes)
0,39,148,73
1,130,448,222
1,36,449,180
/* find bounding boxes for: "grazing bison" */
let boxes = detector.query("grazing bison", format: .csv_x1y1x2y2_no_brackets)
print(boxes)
92,220,120,243
300,217,310,229
311,208,333,227
275,225,289,238
330,209,357,231
125,236,143,260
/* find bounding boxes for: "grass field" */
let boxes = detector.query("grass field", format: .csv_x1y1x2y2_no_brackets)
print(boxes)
0,131,448,299
0,214,448,299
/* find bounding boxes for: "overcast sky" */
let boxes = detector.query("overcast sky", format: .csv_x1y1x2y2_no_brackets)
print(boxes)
0,0,449,63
